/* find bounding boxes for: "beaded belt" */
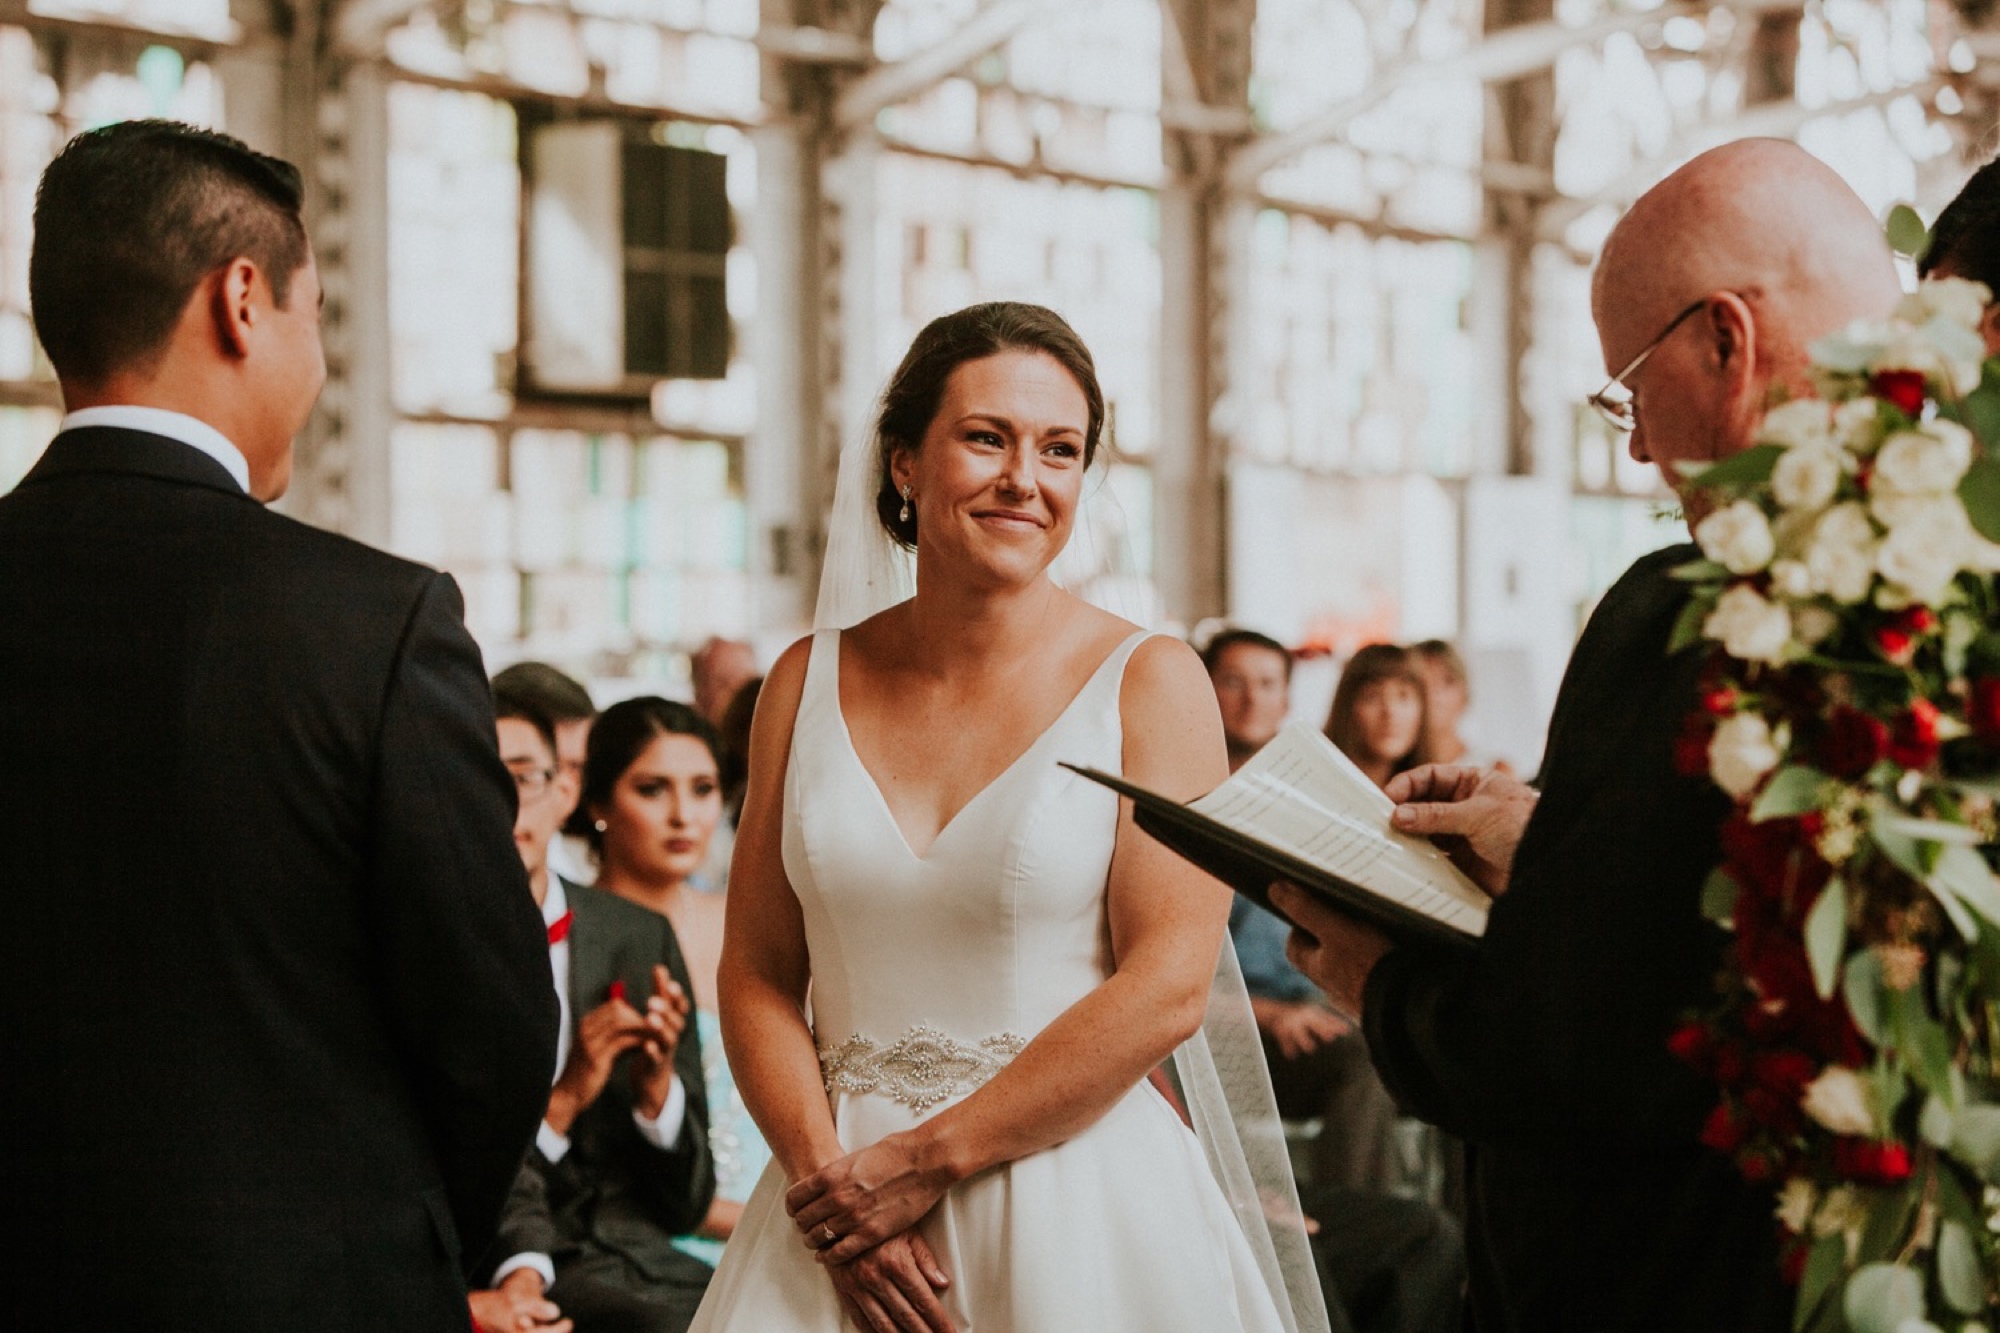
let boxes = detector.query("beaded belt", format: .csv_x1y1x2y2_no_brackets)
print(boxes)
818,1024,1028,1114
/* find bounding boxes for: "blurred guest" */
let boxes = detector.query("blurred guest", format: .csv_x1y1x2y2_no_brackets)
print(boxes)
490,690,717,1333
1919,156,2000,355
1204,628,1293,773
494,660,597,884
1408,640,1509,773
583,698,773,1270
717,676,764,827
3,120,555,1330
1206,631,1401,1194
689,637,757,729
1326,644,1432,788
1202,630,1463,1332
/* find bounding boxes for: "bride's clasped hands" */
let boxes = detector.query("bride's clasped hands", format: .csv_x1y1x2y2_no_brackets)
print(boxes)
786,1134,952,1267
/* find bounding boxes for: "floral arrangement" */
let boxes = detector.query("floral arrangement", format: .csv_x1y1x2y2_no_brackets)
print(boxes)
1669,277,2000,1333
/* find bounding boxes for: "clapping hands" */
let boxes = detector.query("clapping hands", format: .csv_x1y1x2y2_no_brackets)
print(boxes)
546,966,687,1134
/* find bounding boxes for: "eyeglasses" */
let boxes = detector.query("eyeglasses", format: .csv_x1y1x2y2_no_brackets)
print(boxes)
1586,297,1711,434
509,766,558,801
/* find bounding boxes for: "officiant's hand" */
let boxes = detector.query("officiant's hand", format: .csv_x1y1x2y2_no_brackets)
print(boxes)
1383,763,1538,898
825,1230,954,1333
1270,883,1392,1020
787,1133,950,1266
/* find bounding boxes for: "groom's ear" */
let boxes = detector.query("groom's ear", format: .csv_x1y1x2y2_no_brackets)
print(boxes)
210,256,260,361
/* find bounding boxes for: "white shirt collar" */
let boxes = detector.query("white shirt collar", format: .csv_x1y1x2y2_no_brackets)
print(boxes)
59,406,251,494
541,875,569,929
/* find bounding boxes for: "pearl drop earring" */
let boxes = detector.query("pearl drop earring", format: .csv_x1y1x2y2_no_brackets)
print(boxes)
593,818,608,833
899,486,912,524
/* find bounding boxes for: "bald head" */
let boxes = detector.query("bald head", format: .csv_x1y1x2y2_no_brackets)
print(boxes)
1592,140,1901,521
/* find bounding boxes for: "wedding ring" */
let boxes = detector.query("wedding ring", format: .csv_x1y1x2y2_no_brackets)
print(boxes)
818,1222,838,1246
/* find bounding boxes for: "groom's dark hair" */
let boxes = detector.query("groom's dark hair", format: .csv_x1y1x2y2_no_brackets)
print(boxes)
873,301,1106,550
1923,154,2000,288
30,119,308,385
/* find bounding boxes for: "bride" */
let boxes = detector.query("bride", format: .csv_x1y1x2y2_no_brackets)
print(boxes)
688,303,1323,1333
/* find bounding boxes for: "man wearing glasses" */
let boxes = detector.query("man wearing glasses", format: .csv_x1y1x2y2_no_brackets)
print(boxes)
1276,139,1903,1332
471,690,715,1333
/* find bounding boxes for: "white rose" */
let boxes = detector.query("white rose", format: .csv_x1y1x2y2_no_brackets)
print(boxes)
1771,444,1844,512
1704,585,1794,664
1695,501,1777,574
1877,509,1970,607
1834,397,1885,451
1709,711,1783,797
1806,503,1880,604
1761,397,1835,452
1873,424,1973,496
1900,276,1992,331
1801,1066,1877,1137
1769,558,1814,599
1794,605,1840,646
1776,1177,1818,1233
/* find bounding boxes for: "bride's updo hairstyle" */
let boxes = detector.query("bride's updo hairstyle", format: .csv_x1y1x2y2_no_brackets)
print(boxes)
873,301,1106,550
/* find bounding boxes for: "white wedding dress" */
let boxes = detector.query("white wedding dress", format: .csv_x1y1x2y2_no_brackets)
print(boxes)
687,628,1293,1332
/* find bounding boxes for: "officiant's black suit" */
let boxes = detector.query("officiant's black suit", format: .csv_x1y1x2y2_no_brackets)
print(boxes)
0,427,560,1331
494,880,718,1332
1364,544,1791,1332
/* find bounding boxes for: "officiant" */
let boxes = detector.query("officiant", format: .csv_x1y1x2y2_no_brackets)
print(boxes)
1275,139,1903,1333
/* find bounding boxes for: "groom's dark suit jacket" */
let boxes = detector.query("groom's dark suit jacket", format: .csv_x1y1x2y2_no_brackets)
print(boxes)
494,881,716,1317
0,427,560,1331
1364,544,1790,1332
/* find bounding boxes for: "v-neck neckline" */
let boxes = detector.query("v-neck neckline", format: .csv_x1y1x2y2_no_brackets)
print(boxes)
829,628,1146,861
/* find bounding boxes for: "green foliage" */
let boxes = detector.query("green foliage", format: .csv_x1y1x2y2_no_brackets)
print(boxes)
1845,949,1889,1045
1937,1220,1984,1316
1797,1235,1850,1333
1756,766,1834,822
1885,204,1930,261
1668,589,1720,656
1701,866,1741,927
1958,456,2000,545
1807,878,1848,1000
1949,1104,2000,1180
1683,443,1784,495
1843,1262,1924,1333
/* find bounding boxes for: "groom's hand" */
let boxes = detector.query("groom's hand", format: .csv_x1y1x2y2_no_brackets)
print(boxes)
1384,763,1538,898
826,1230,954,1333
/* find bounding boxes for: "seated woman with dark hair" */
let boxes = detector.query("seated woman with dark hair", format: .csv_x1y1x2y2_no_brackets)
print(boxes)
573,698,775,1271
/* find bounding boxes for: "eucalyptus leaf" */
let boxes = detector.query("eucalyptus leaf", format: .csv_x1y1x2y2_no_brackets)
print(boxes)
1925,868,1979,942
1873,812,1987,846
1937,1220,1985,1315
1844,949,1888,1045
1671,557,1730,583
1872,827,1934,885
1951,1104,2000,1179
1756,766,1834,823
1959,374,2000,453
1806,879,1848,1000
1842,1262,1924,1333
1959,456,2000,545
1683,443,1784,495
1890,993,1956,1099
1796,1234,1849,1333
1922,1094,1956,1148
1701,867,1740,926
1886,203,1930,260
1934,845,2000,928
1668,592,1718,657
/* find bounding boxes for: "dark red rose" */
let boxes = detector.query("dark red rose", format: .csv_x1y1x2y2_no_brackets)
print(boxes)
1712,1040,1749,1087
1872,369,1928,417
1874,607,1937,666
1831,1137,1914,1185
1738,1150,1778,1185
1675,715,1715,778
1818,707,1889,780
1702,687,1740,716
1700,1101,1747,1154
1887,698,1942,770
1972,677,2000,746
1743,1086,1804,1136
1780,1237,1809,1286
1668,1021,1714,1071
1751,1049,1818,1100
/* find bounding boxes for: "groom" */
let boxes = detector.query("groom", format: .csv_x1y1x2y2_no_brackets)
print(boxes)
1,121,557,1330
1278,139,1903,1331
